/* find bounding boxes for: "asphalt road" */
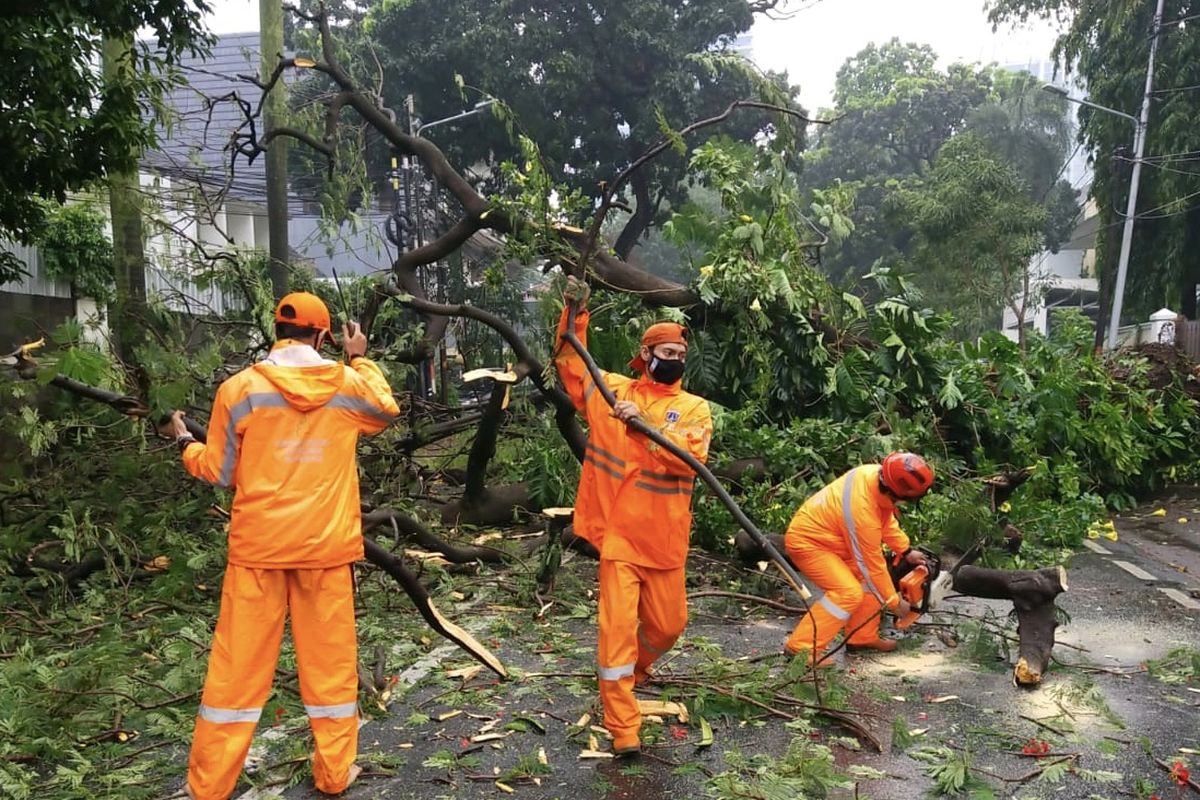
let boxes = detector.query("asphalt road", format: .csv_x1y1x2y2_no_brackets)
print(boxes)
236,489,1200,800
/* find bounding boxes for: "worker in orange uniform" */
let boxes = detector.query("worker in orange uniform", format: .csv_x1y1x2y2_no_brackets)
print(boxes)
554,275,713,756
784,452,933,665
163,292,399,799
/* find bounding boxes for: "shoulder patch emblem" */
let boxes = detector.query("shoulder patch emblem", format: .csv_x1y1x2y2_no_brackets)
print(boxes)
665,409,681,423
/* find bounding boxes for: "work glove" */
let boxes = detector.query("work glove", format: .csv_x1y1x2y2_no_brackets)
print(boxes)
563,275,591,307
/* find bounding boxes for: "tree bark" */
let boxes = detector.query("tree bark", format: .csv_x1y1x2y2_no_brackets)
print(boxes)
439,482,538,527
462,379,508,508
613,166,655,260
951,564,1067,687
260,0,290,299
361,508,504,564
102,36,149,366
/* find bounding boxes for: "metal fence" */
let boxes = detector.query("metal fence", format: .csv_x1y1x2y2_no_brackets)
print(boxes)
1179,320,1200,360
0,242,72,299
3,241,244,316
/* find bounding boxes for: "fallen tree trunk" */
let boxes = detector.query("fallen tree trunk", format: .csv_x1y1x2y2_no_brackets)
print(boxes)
440,482,539,527
950,564,1067,687
733,531,1069,687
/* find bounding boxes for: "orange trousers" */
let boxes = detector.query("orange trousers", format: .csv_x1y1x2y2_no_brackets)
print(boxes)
187,564,359,800
596,559,687,750
784,545,885,657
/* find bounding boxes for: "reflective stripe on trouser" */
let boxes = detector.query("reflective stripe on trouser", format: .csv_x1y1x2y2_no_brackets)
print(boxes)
187,564,359,800
596,559,687,748
784,546,875,655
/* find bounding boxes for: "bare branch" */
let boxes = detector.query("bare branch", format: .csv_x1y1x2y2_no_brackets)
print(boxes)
575,99,834,276
259,126,333,158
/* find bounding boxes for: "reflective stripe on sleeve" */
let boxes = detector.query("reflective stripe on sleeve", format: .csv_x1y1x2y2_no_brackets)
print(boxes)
328,394,398,425
597,662,636,681
198,704,263,724
841,469,885,603
304,702,358,719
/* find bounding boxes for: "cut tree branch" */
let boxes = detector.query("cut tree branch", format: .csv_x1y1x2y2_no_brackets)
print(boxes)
387,292,586,460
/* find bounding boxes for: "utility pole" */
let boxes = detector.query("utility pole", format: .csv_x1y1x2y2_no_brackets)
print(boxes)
260,0,289,300
1106,0,1165,350
102,36,148,364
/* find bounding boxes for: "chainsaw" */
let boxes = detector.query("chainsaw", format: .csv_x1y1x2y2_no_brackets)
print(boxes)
887,546,949,629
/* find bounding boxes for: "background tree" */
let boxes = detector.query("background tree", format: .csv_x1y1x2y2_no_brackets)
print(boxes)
800,39,997,286
892,133,1049,343
358,0,802,259
801,39,1079,338
0,1,213,248
988,0,1200,322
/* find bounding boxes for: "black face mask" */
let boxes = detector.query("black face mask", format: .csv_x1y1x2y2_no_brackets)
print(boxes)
648,356,686,384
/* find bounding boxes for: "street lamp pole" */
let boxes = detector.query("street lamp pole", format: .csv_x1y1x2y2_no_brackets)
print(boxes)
415,99,498,137
409,99,498,404
1042,0,1164,350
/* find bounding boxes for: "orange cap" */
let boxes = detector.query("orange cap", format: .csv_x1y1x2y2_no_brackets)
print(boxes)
275,292,331,333
627,321,689,371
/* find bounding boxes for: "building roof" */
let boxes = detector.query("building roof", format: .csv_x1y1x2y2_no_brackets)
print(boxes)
145,32,272,199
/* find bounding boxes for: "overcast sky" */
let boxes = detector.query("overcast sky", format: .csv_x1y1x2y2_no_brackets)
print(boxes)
202,0,1066,109
750,0,1064,109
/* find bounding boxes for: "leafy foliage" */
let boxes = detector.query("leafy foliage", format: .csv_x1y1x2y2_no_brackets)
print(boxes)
34,200,115,303
706,719,854,799
359,0,802,253
893,133,1049,339
0,0,212,241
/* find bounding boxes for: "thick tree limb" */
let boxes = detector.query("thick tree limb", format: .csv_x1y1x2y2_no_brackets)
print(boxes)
388,292,586,461
952,565,1067,687
391,412,483,452
360,508,505,564
362,538,507,678
462,377,508,508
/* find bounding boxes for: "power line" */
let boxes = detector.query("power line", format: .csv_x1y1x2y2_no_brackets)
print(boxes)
1152,82,1200,95
1115,153,1200,179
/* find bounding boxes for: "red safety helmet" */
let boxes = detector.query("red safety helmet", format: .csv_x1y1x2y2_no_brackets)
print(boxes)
880,452,934,499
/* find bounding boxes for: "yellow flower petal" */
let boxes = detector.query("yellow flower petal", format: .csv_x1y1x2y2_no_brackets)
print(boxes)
998,502,1012,514
1102,531,1119,542
1087,529,1099,539
1178,517,1189,524
1151,508,1167,517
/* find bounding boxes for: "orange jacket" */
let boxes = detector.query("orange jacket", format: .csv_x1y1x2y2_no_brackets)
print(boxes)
784,465,911,609
182,342,400,569
555,307,712,569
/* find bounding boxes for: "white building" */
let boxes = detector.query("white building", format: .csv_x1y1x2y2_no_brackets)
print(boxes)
999,59,1100,341
1,32,394,346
